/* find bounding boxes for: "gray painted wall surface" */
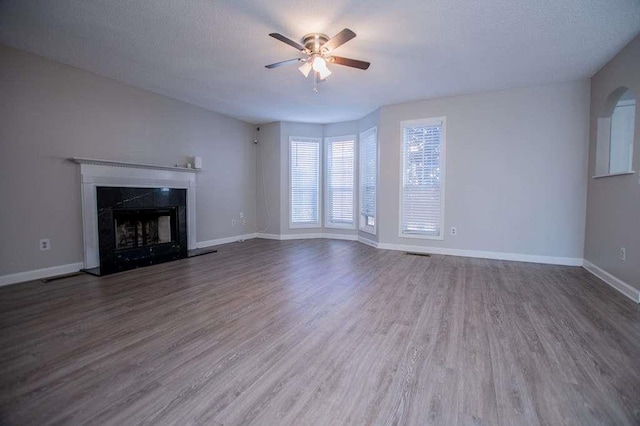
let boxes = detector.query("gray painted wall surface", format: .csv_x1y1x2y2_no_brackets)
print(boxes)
378,80,590,258
255,122,281,235
585,35,640,289
0,45,257,275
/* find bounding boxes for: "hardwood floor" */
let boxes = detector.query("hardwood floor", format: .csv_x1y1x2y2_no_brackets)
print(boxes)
1,239,639,425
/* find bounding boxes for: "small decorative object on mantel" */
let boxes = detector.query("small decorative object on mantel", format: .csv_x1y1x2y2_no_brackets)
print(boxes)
193,156,202,170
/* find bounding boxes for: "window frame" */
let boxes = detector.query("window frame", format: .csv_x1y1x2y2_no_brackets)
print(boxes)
359,126,378,235
289,136,322,229
398,117,447,240
324,135,357,230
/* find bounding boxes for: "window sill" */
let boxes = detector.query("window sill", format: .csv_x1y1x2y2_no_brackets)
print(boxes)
592,171,636,179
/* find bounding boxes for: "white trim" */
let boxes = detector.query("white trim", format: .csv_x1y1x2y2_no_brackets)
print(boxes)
254,233,282,240
255,233,357,241
592,171,636,179
254,234,581,267
0,262,84,287
376,242,583,266
324,135,357,229
398,117,447,240
322,233,358,241
71,157,201,172
358,235,379,248
195,233,258,249
582,260,639,303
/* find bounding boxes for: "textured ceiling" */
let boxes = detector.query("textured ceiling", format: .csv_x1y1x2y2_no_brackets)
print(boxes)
1,0,639,124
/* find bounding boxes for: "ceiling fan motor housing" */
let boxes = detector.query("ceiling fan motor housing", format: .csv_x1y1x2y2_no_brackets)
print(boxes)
302,33,330,54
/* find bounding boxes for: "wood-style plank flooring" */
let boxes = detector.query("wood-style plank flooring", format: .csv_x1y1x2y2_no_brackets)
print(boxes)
1,239,639,425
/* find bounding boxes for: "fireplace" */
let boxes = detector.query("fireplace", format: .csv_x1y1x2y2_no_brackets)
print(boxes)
96,187,188,275
73,157,198,273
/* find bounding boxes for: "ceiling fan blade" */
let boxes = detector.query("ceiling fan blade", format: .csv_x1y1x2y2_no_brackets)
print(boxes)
269,33,305,51
265,58,303,69
322,28,356,52
329,56,370,70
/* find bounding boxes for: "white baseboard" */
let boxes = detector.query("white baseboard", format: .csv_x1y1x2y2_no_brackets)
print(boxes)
255,232,357,241
254,233,282,240
358,235,379,248
0,262,85,287
322,233,358,241
582,260,639,303
375,242,583,266
279,233,324,240
196,233,258,249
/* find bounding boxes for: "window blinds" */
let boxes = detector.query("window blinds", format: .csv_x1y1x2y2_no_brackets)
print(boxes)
359,127,377,232
326,137,355,227
401,120,444,237
290,138,320,225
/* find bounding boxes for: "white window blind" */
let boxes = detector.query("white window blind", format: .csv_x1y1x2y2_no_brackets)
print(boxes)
359,127,377,234
325,136,355,228
400,118,445,238
290,137,320,227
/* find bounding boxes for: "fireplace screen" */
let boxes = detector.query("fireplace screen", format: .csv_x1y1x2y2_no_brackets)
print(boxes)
114,208,176,250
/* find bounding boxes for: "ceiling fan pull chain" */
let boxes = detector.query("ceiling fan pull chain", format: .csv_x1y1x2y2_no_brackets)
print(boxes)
313,72,319,93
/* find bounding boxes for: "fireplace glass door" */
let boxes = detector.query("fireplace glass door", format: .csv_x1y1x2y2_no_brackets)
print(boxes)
113,208,177,250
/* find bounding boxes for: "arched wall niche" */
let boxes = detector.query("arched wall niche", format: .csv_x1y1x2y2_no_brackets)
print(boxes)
595,87,636,177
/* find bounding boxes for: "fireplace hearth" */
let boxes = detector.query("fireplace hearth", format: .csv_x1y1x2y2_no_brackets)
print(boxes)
94,187,187,275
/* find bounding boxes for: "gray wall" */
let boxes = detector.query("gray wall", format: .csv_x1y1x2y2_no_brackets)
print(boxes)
378,80,590,259
0,45,257,276
585,35,640,289
255,121,281,235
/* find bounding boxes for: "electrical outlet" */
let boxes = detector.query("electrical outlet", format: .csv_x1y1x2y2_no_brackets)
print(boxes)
240,212,244,219
39,239,51,251
231,219,237,227
242,219,247,226
450,227,457,236
620,247,626,261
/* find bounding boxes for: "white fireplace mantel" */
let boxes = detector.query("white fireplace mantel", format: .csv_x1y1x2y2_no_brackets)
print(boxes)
72,158,198,269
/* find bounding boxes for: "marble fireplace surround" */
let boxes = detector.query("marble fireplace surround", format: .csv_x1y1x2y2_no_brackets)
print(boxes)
72,158,198,269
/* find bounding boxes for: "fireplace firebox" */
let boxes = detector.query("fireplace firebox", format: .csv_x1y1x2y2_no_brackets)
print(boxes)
114,208,176,250
96,187,187,275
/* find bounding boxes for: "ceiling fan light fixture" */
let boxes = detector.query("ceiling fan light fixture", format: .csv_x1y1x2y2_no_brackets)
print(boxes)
312,56,331,79
298,60,312,77
317,67,332,80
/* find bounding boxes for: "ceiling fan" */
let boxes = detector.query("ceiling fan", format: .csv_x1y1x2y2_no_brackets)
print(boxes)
265,28,370,91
